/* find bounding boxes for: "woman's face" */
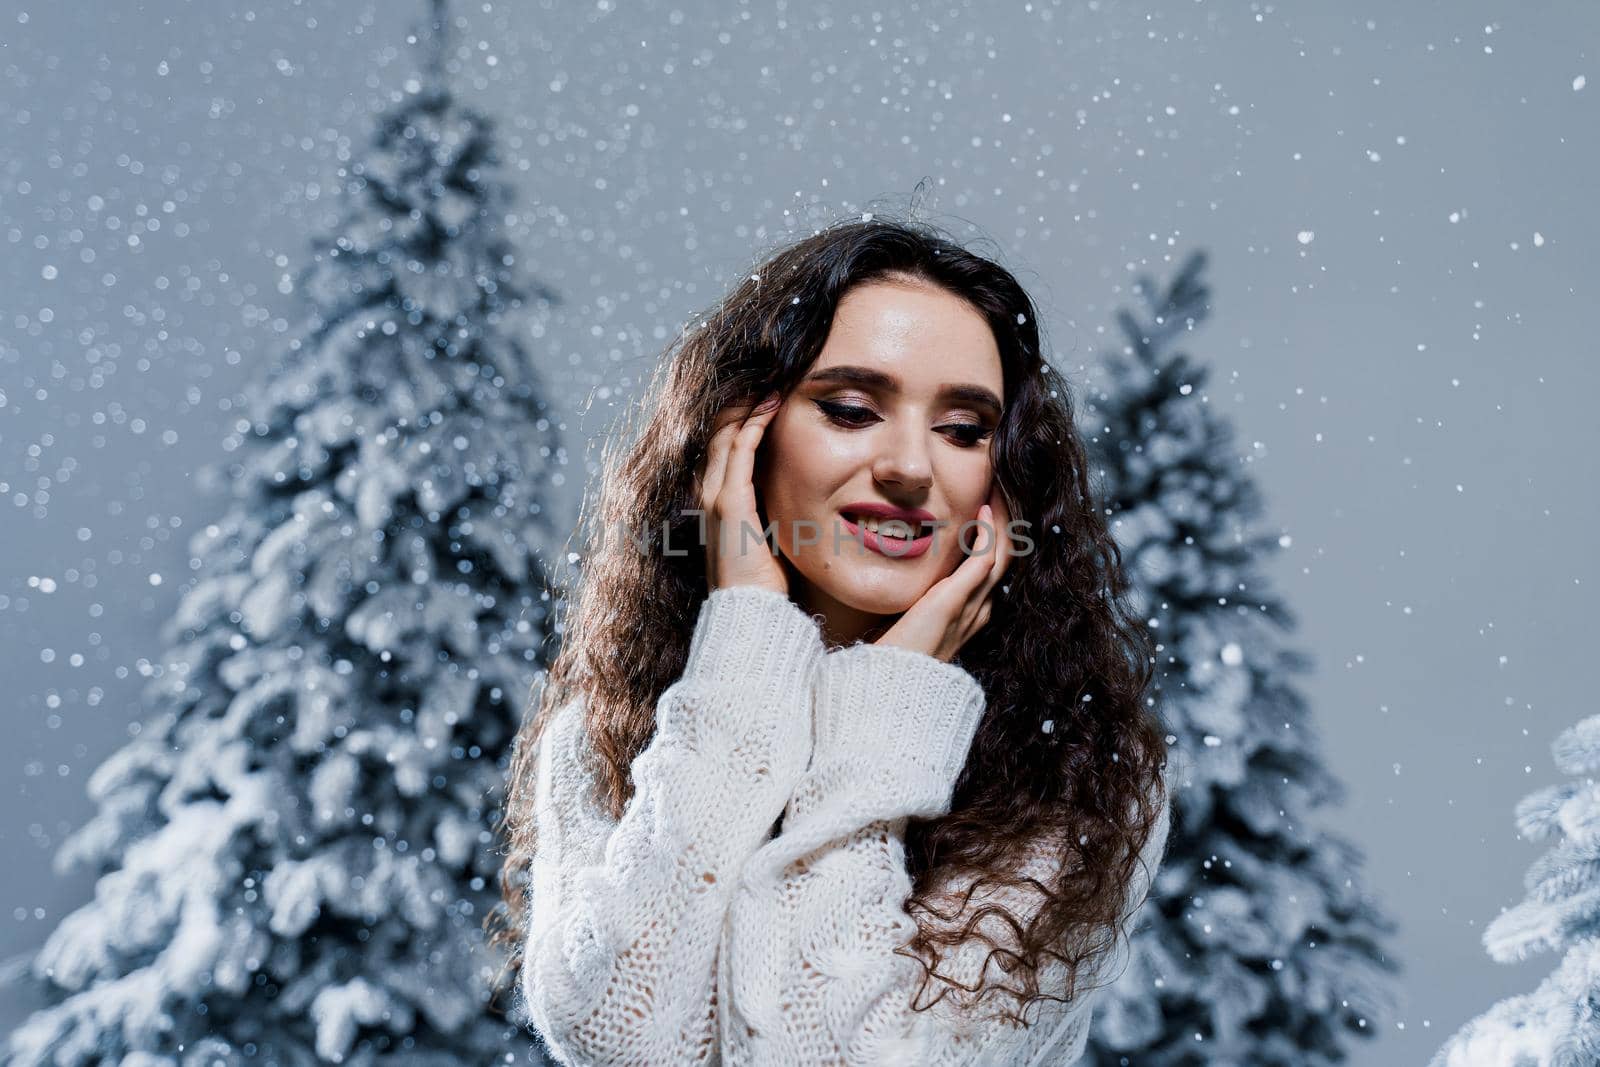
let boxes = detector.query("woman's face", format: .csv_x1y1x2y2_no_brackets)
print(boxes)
755,277,1005,649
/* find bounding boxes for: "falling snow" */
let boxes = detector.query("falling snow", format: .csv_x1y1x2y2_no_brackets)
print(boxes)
2,1,1595,1064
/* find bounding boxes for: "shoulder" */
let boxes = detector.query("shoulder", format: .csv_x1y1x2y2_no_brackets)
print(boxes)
531,695,585,764
1122,759,1173,926
1144,758,1174,860
533,695,607,800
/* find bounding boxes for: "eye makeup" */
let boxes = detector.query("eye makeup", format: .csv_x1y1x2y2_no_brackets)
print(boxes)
812,398,995,448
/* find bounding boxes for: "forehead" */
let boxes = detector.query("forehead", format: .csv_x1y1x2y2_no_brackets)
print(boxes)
816,279,1003,392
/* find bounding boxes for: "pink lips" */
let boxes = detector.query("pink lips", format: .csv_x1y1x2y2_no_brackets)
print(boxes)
838,510,935,559
840,501,937,524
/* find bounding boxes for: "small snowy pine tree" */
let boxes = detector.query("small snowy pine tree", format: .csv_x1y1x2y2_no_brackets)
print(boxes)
4,2,566,1063
1429,715,1600,1067
1076,252,1403,1065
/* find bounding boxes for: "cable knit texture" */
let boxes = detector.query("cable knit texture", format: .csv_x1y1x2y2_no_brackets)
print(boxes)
520,585,824,1065
520,586,1172,1066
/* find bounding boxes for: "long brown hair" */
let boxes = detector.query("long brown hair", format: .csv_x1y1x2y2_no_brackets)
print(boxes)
489,212,1169,1027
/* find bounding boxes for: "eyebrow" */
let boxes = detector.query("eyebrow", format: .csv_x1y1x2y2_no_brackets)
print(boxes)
800,365,1004,419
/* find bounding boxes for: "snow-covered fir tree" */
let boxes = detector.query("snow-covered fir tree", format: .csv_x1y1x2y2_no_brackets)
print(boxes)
1075,252,1402,1065
5,2,567,1063
1430,715,1600,1067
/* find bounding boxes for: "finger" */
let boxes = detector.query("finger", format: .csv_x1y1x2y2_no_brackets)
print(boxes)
975,489,1014,586
698,404,755,508
711,403,757,441
987,492,1014,588
969,503,1010,605
704,395,771,489
945,511,998,597
962,517,1005,642
717,395,781,515
953,505,992,588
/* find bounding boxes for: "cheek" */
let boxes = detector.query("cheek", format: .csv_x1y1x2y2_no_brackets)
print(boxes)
943,456,993,509
760,422,839,509
753,417,791,497
762,461,822,521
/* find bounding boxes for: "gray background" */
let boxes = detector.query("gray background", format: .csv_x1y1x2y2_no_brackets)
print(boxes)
3,1,1596,1061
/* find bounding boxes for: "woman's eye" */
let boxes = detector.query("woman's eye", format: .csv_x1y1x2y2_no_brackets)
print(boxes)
941,423,993,448
816,400,993,448
815,399,877,426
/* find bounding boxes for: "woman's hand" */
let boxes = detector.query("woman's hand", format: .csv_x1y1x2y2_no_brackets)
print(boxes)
873,485,1015,663
694,391,789,596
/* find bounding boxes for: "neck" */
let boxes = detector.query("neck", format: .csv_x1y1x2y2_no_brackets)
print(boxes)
787,564,894,650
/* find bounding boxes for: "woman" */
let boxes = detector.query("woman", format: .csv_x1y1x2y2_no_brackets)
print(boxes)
495,215,1172,1066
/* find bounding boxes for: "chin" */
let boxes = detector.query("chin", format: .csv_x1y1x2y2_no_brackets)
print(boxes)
809,569,924,617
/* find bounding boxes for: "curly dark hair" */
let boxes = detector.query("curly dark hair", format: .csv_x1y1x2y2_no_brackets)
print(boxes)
488,211,1170,1029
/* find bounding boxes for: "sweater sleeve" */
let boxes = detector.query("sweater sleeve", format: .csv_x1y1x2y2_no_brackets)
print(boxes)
718,642,1173,1067
518,584,825,1066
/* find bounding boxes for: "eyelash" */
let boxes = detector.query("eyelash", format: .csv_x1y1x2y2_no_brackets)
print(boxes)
814,399,994,448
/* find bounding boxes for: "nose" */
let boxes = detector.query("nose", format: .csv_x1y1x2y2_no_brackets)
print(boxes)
870,419,933,493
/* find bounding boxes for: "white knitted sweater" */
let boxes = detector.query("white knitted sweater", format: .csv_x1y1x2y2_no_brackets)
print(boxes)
519,584,1171,1066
